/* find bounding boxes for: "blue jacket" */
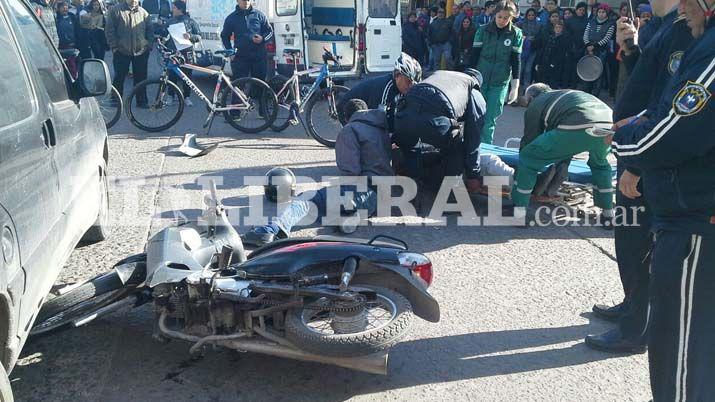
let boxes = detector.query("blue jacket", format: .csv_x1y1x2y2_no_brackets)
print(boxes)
220,5,273,62
341,74,400,111
612,19,715,234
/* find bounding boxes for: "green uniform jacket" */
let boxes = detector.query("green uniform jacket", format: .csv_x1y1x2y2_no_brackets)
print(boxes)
472,21,523,86
522,90,614,147
105,2,153,57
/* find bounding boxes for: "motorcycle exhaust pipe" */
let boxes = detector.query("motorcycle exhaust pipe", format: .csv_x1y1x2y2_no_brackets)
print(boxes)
214,339,389,376
157,311,388,375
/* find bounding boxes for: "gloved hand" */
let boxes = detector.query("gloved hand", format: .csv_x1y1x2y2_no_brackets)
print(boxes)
507,78,519,104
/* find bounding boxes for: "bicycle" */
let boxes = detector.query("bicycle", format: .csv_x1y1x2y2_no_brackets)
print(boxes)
125,38,277,133
59,48,122,129
267,48,349,147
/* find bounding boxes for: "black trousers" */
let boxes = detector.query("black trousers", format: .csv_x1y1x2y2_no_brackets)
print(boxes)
649,230,715,402
87,29,106,60
614,163,652,343
112,51,149,102
230,58,267,80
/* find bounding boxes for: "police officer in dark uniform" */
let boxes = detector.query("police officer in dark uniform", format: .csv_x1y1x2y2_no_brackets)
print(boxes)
585,0,693,353
220,0,273,80
611,0,715,397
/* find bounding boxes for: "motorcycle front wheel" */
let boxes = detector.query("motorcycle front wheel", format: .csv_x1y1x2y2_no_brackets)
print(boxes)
285,286,413,357
30,254,146,337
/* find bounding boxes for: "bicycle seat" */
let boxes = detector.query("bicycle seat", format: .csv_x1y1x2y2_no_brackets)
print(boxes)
59,48,80,59
283,49,301,57
215,49,236,57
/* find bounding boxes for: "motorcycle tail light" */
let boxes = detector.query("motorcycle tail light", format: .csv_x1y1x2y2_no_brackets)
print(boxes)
399,252,433,287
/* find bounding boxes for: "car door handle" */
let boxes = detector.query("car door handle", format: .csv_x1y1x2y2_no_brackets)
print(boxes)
41,119,56,148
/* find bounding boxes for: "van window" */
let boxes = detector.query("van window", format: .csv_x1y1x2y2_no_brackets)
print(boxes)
0,14,33,127
369,0,397,18
277,0,298,16
6,0,71,103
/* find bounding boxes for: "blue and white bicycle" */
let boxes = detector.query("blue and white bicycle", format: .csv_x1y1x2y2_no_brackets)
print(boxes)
267,48,349,147
126,38,278,133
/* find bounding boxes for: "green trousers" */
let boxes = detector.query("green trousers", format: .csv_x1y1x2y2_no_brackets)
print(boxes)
481,83,509,145
511,128,614,209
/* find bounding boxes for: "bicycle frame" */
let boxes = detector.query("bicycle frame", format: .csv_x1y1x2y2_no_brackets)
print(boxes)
163,59,251,113
274,56,333,114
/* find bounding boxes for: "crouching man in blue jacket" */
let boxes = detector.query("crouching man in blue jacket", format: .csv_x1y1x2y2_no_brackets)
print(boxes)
611,0,715,398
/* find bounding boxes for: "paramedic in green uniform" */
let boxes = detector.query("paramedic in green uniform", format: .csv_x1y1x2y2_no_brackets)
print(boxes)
470,0,522,144
511,83,615,220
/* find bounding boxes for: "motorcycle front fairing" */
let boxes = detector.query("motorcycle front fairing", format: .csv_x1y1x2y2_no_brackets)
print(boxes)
238,239,440,323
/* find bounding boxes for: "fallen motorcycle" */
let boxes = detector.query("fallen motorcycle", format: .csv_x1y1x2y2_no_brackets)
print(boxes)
31,182,439,374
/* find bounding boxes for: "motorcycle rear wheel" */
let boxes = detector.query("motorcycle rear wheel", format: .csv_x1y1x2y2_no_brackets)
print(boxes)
285,286,413,357
30,254,146,337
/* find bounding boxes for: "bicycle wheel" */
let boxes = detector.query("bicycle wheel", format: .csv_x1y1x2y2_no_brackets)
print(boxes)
221,77,277,133
126,78,184,132
96,85,122,129
268,75,294,132
304,85,349,147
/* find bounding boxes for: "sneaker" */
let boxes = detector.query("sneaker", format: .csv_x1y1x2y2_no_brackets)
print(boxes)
184,98,193,107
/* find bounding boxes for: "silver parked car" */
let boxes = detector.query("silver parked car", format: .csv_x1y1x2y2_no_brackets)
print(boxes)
0,0,112,399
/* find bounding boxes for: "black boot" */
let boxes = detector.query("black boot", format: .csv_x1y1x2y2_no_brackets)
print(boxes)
585,328,647,354
592,301,626,322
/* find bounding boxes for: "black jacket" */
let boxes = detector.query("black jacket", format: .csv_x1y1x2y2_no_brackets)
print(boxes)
402,20,425,60
612,19,715,235
56,12,79,47
141,0,171,18
161,14,202,52
220,5,273,62
565,14,587,54
428,17,452,44
341,74,400,112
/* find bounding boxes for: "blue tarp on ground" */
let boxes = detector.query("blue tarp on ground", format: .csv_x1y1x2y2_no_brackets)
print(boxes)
480,143,617,185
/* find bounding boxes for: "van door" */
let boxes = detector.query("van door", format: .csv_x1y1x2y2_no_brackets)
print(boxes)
1,0,63,337
273,0,306,76
364,0,401,72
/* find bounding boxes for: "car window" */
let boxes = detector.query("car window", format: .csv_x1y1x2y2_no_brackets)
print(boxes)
6,0,71,103
369,0,397,18
276,0,297,16
0,13,33,127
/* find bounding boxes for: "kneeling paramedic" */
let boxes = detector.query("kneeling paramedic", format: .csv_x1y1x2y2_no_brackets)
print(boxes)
511,84,614,220
611,0,715,397
243,99,391,246
391,68,487,192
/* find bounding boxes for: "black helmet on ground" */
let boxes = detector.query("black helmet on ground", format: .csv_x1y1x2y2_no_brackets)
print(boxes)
264,167,296,202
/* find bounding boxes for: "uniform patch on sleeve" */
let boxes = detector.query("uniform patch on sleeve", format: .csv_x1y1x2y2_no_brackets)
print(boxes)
673,81,711,116
667,51,684,75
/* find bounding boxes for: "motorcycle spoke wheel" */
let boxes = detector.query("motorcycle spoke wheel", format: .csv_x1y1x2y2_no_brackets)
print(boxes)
302,296,397,335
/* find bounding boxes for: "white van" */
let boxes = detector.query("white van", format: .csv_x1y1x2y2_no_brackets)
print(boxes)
273,0,403,78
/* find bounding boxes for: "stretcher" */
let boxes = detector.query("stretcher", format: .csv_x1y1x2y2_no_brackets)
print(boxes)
480,143,617,185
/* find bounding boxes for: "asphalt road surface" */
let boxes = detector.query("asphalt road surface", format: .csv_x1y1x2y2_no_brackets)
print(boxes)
10,63,650,401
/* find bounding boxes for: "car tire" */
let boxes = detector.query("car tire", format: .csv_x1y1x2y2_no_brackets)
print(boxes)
80,163,110,244
0,363,13,402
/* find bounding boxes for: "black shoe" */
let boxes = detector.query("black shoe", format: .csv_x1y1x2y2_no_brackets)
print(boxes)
599,213,614,230
585,328,647,354
592,302,626,322
241,229,276,246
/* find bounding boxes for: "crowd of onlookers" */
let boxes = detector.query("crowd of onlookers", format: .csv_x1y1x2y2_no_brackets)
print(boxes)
402,0,659,100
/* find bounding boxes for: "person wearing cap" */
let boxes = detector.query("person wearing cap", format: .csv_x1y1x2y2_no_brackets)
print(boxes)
610,0,715,397
339,53,422,123
220,0,273,80
160,0,201,106
510,83,614,220
585,0,693,354
470,0,522,145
